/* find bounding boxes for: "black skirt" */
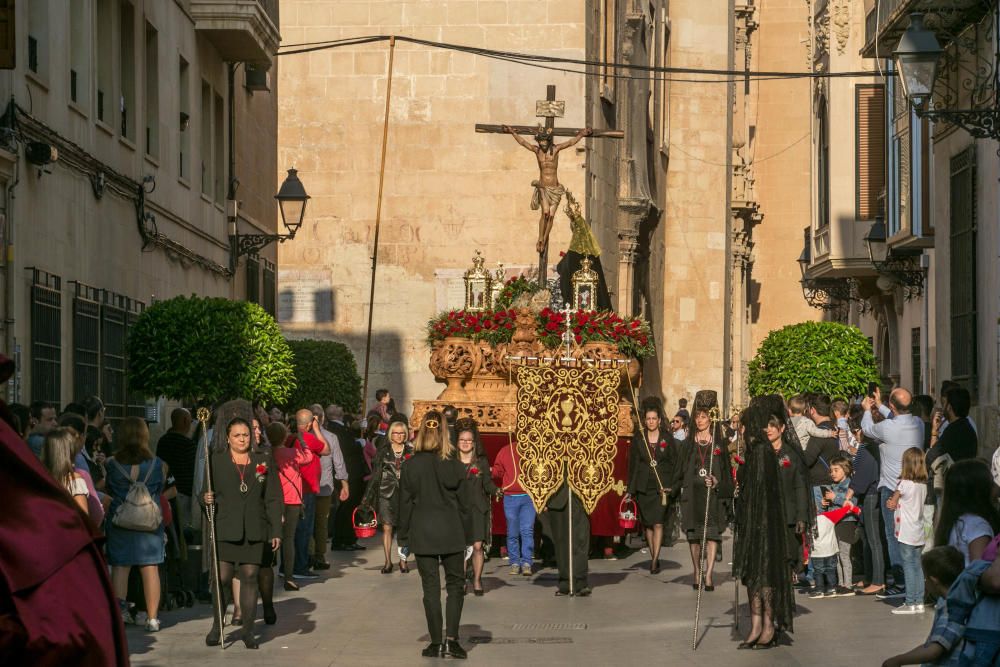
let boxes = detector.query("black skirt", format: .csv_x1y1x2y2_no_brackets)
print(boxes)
465,509,490,544
218,538,266,566
636,480,670,526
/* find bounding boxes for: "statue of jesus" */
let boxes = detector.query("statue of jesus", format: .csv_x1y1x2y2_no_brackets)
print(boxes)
502,124,592,255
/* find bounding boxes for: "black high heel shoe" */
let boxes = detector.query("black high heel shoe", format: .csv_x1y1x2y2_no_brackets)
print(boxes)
752,636,778,650
242,632,259,650
230,615,242,626
473,585,484,597
399,561,409,574
737,639,757,650
263,604,277,625
650,560,661,575
380,563,394,574
205,627,221,647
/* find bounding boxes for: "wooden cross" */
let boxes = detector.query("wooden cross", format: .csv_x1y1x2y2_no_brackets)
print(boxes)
476,86,623,283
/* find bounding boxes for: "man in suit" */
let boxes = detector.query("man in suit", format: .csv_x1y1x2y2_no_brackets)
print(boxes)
544,482,591,596
327,404,370,550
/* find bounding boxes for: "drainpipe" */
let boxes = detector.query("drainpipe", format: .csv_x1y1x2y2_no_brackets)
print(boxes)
227,63,238,297
723,0,736,411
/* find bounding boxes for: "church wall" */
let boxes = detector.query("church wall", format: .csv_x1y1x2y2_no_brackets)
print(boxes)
277,1,587,415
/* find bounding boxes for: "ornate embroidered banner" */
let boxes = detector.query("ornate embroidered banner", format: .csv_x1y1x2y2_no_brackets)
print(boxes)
514,366,620,514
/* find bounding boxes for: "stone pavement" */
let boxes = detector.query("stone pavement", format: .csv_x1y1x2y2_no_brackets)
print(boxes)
128,535,929,666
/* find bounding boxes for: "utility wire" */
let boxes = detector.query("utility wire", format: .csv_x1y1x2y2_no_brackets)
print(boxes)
277,34,889,82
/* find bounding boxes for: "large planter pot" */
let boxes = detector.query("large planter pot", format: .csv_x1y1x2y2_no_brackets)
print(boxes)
466,341,514,403
429,337,477,401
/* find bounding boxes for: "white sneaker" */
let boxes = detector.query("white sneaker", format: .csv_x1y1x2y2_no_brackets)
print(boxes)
145,618,161,632
891,604,925,615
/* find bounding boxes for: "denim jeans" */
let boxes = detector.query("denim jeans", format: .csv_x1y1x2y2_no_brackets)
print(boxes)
294,491,317,574
503,494,536,568
813,555,838,592
879,486,903,582
898,543,925,605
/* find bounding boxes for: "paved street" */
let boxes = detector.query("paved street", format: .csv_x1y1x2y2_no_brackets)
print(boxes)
128,534,928,666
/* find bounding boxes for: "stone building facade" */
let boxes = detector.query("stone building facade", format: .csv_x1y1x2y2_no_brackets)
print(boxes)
277,0,823,415
0,0,281,414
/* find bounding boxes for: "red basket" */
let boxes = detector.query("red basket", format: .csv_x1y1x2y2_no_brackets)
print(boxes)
618,497,638,530
353,507,378,539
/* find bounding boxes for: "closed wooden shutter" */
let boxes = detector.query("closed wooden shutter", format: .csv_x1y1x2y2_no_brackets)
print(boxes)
856,85,886,220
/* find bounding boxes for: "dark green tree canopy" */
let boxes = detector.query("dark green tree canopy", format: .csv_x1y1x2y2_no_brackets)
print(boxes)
126,295,296,404
747,321,879,399
284,339,362,413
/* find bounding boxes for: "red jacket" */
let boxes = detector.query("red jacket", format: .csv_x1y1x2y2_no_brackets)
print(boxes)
491,443,526,495
274,437,314,505
297,432,326,494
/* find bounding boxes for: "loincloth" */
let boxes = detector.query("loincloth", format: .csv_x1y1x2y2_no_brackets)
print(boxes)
530,181,566,212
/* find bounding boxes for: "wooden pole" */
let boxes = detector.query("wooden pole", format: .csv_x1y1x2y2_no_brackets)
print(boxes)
361,36,396,419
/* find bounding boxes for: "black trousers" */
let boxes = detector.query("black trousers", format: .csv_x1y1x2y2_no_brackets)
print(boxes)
332,477,364,545
547,494,589,593
415,552,465,644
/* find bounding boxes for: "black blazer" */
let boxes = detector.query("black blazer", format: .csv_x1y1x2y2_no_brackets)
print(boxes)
398,452,466,555
627,429,675,495
461,455,499,513
775,445,809,526
204,450,283,543
328,421,369,481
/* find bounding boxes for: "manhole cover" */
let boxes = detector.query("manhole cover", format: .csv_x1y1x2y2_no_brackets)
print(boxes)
469,636,574,645
510,623,588,631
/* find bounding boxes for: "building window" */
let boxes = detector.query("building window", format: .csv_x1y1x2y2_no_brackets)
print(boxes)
101,291,128,420
262,259,276,317
246,256,260,304
0,1,14,70
911,327,921,394
200,80,211,196
125,300,146,419
179,57,190,180
144,21,159,157
70,0,90,106
855,84,885,220
27,0,47,76
213,91,225,202
72,283,101,402
949,147,977,390
817,98,830,228
29,269,61,404
119,1,136,141
96,0,113,123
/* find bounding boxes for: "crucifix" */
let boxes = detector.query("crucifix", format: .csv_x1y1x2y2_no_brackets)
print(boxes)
476,85,624,283
559,301,577,361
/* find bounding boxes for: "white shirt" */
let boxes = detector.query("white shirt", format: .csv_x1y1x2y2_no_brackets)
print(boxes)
949,513,994,566
861,405,925,490
894,480,927,547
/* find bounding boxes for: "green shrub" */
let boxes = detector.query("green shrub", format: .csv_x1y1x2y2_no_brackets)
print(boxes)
126,295,296,404
284,339,362,412
747,321,879,399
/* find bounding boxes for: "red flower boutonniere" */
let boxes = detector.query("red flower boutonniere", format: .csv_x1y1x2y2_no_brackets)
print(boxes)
733,455,745,466
469,466,480,477
779,456,791,468
404,453,413,461
713,448,722,457
658,442,667,450
255,462,268,483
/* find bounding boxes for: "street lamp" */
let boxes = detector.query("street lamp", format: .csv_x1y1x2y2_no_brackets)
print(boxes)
230,168,311,273
893,12,1000,139
893,14,941,111
863,215,889,267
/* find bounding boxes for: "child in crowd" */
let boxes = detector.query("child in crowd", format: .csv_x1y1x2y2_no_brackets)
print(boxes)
824,455,858,593
881,546,965,667
934,459,1000,566
810,504,861,598
888,448,929,614
788,395,835,450
832,398,851,450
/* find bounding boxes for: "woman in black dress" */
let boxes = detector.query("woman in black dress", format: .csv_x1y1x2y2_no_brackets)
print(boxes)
361,417,414,573
201,417,283,649
732,404,795,649
454,418,499,595
398,411,468,659
626,404,675,574
671,390,733,590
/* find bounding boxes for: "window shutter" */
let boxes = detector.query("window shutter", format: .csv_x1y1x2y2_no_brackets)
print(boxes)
0,0,13,70
856,85,886,220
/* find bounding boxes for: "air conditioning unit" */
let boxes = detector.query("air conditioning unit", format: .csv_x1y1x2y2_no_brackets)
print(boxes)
245,64,270,93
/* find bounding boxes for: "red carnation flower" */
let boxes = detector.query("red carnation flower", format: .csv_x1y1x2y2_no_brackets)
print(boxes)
780,456,791,468
630,320,641,329
658,442,667,450
469,466,480,476
733,455,745,465
256,463,267,475
404,453,413,460
574,334,582,344
713,448,721,456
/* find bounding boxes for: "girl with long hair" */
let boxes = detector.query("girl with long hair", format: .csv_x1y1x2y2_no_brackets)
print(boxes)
398,410,468,659
886,448,928,614
934,459,1000,566
41,427,90,516
626,403,675,574
105,417,168,632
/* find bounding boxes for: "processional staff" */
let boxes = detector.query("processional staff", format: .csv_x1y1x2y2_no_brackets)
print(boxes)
692,406,721,650
197,407,225,649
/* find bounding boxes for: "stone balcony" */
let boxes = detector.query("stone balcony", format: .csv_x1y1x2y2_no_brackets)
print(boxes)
862,0,992,58
191,0,280,64
804,218,878,281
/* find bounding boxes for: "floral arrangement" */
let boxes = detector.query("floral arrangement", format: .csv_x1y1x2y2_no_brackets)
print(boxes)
491,276,543,311
426,305,655,359
255,462,268,483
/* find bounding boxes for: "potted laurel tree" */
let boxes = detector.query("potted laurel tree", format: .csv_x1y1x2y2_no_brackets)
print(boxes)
747,321,879,399
126,295,296,409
